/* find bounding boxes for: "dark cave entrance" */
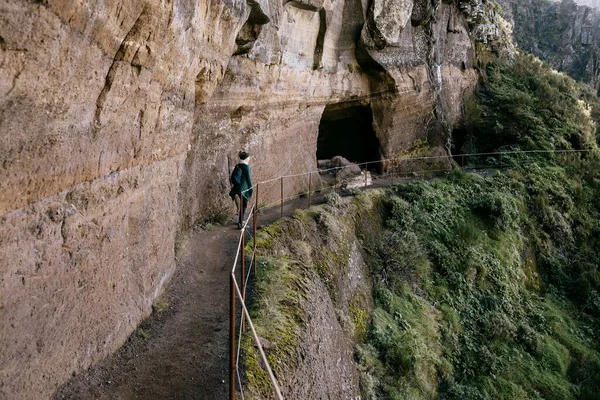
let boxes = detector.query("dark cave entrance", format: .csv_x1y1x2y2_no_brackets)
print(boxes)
316,103,381,170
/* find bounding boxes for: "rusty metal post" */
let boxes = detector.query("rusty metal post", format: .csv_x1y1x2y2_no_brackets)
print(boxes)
255,182,259,215
253,208,257,277
364,168,368,188
280,176,284,218
229,274,236,400
308,173,312,208
241,230,246,332
241,234,245,300
254,183,258,277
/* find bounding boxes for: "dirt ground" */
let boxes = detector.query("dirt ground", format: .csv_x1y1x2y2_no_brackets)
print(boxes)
53,218,240,400
52,190,324,400
51,175,406,400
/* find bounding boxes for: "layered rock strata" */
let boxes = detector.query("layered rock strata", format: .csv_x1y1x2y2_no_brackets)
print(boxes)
0,0,501,398
1,1,246,398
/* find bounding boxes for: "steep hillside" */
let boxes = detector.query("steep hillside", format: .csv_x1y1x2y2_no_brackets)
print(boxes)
498,0,600,95
242,46,600,399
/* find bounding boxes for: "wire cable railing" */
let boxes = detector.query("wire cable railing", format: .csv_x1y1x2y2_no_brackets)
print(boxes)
229,199,284,400
227,148,595,399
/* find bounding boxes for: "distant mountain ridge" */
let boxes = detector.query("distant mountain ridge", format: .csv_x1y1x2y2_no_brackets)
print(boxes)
499,0,600,95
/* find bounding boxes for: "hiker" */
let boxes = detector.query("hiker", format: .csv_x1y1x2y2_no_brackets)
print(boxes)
229,150,253,229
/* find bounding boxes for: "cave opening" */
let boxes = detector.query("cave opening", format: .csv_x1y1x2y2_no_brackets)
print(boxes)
316,103,381,170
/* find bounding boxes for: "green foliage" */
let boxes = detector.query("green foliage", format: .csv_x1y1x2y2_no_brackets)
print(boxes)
359,169,600,399
366,284,445,399
241,256,309,398
458,53,600,160
358,53,600,399
250,221,282,249
324,191,343,206
349,293,371,342
137,328,150,341
152,295,168,313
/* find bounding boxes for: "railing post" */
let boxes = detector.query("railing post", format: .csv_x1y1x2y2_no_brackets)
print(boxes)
334,169,338,192
241,229,246,332
254,183,259,277
253,209,257,276
255,183,259,215
280,176,284,218
252,183,258,276
308,172,312,208
364,168,368,188
229,273,236,400
241,232,245,298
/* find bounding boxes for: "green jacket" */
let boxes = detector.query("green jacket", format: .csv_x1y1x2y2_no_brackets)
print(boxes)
229,163,253,200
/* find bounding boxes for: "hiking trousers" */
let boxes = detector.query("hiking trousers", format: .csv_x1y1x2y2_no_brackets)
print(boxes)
234,194,248,227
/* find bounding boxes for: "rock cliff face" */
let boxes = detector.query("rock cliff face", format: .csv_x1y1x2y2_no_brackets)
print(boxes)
499,0,600,95
0,1,501,398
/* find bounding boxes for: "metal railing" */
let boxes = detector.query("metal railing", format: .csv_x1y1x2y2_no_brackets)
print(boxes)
227,148,594,399
229,201,284,400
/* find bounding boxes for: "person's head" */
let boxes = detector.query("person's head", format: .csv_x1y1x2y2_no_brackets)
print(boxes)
239,150,249,161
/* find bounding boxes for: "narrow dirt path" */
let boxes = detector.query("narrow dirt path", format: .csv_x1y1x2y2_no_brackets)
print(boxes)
53,176,402,399
53,222,240,400
52,194,318,399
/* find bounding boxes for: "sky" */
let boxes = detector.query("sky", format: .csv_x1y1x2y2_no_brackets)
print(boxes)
574,0,600,9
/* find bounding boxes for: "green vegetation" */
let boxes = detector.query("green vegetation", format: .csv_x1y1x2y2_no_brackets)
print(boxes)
152,295,169,313
241,256,309,398
360,169,600,399
459,53,599,157
137,328,150,341
358,54,600,399
242,54,600,399
349,292,371,342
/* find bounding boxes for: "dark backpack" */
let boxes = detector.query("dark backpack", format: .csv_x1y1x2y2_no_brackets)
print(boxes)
231,164,243,185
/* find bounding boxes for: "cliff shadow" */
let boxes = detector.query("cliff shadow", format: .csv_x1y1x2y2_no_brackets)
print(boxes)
317,102,382,171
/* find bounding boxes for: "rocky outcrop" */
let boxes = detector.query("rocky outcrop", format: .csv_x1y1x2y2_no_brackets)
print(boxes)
1,2,246,398
0,0,504,398
499,0,600,95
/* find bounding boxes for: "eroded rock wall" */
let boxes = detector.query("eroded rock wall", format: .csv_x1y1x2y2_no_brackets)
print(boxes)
279,239,371,399
180,0,490,221
1,1,246,398
241,197,380,399
1,0,497,398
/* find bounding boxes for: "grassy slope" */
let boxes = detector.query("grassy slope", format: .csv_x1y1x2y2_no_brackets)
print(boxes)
504,0,600,95
361,170,600,399
243,51,600,400
358,54,600,399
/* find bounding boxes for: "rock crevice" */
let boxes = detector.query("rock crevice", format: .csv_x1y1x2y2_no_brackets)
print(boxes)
0,0,508,398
